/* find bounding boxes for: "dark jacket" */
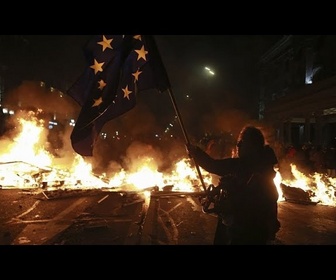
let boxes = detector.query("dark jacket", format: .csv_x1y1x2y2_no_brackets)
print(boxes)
190,144,280,244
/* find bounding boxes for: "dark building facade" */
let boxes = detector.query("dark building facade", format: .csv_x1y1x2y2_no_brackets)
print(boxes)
258,35,336,149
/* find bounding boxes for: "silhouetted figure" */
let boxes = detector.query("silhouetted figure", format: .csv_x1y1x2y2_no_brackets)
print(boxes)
187,126,280,245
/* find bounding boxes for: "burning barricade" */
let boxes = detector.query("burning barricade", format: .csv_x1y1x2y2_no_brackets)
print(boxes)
0,111,336,207
276,164,336,206
280,183,315,205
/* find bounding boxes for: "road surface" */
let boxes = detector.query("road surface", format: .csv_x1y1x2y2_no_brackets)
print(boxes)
0,188,336,245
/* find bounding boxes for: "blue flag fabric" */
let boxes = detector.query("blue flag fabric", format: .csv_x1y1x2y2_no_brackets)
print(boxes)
67,35,171,156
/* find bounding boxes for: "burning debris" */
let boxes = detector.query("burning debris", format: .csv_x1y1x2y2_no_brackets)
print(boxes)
0,111,336,208
0,160,110,191
280,183,316,205
0,161,51,189
277,164,336,206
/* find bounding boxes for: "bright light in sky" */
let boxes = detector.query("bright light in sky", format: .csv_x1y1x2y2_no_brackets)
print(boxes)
204,66,215,76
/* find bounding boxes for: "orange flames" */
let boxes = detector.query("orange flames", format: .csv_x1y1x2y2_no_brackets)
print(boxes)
0,111,212,193
276,164,336,206
0,112,335,207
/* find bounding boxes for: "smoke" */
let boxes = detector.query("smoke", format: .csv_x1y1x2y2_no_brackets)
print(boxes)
3,81,79,117
199,108,251,137
0,80,277,176
91,98,186,173
122,141,163,170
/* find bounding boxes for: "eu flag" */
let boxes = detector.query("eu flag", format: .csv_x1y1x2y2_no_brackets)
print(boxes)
67,35,171,156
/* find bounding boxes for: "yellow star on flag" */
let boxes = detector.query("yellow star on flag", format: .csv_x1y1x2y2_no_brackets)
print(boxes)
133,35,142,41
92,96,103,107
98,79,107,90
98,35,113,51
122,85,133,100
135,45,148,61
90,59,104,74
132,69,142,82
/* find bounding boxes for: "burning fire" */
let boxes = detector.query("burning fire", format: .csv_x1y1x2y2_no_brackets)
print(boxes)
277,164,336,206
0,111,212,193
0,112,335,207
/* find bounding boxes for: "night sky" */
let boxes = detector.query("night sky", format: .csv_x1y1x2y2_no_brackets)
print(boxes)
1,34,283,138
7,35,282,99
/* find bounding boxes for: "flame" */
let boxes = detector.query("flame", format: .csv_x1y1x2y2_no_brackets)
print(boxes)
0,113,52,168
0,114,335,208
273,167,284,201
107,158,212,192
280,164,336,206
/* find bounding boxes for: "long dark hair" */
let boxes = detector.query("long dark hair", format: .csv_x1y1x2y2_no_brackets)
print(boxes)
238,126,265,150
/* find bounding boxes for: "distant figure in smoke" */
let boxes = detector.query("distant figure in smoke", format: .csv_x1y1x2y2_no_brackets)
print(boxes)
186,126,280,245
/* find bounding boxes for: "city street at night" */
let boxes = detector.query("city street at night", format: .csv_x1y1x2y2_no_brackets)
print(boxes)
2,35,336,249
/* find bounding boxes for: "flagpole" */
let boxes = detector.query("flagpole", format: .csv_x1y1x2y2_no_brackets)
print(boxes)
167,88,207,192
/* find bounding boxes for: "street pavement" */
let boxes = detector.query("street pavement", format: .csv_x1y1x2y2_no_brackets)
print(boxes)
1,188,336,245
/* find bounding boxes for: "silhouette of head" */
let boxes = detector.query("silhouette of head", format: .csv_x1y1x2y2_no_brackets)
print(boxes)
237,126,265,159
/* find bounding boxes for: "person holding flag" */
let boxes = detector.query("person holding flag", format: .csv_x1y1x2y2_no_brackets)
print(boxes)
186,126,280,245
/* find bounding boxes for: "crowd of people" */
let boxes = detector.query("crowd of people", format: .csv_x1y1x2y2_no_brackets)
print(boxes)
278,143,336,178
